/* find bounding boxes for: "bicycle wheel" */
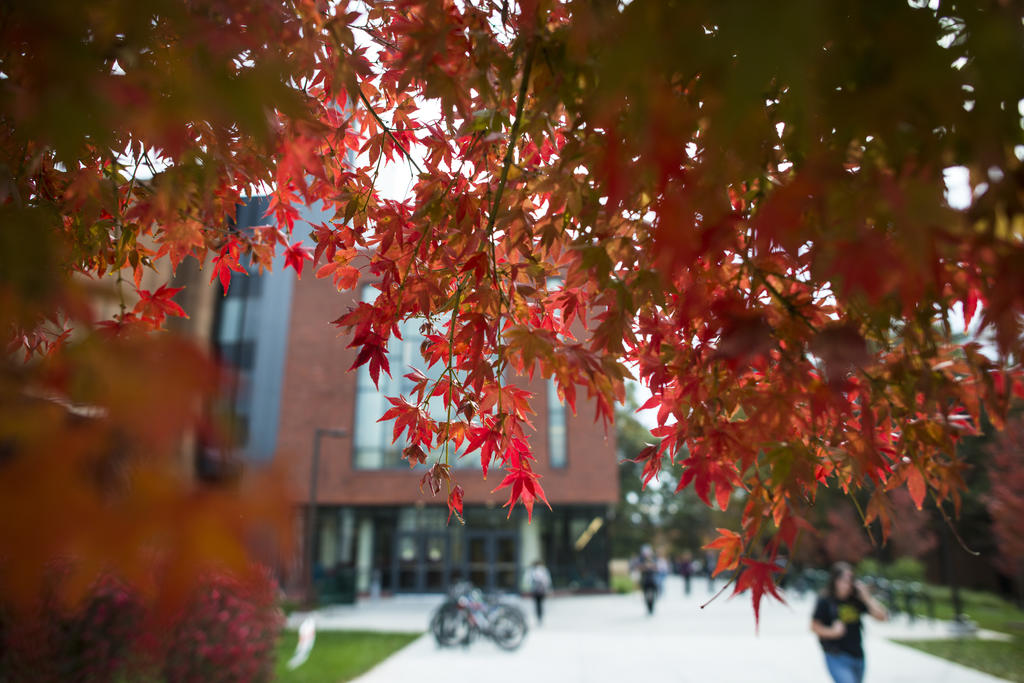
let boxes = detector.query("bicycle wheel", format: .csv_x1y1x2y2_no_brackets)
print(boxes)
431,604,470,646
490,605,527,651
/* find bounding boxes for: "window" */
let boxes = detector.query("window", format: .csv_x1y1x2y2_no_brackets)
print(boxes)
213,258,262,450
218,340,256,371
353,288,472,470
543,275,568,468
210,195,271,452
547,378,567,468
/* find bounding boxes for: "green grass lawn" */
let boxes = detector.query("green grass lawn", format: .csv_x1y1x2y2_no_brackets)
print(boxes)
892,586,1024,682
274,630,421,683
894,637,1024,683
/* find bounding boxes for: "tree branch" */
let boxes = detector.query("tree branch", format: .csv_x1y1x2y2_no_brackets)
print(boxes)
357,88,424,175
486,39,537,408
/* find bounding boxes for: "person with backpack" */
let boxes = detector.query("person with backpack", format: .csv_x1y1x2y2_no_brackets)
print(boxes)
811,562,888,683
526,560,553,625
634,545,659,615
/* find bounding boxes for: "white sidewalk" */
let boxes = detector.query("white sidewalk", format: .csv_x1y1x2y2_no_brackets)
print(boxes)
289,577,1012,683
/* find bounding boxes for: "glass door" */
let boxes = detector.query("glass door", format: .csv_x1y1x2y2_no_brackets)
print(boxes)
393,531,451,592
395,533,419,592
423,533,447,591
464,531,519,593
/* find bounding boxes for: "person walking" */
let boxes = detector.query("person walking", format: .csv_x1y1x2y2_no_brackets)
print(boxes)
635,545,659,615
704,549,717,593
526,560,552,626
677,551,694,596
811,562,888,683
655,553,669,596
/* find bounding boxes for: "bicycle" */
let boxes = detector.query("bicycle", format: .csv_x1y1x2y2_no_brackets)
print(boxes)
430,581,528,651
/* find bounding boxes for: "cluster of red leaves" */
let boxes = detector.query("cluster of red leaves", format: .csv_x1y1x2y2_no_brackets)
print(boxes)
3,0,1024,626
321,1,1024,623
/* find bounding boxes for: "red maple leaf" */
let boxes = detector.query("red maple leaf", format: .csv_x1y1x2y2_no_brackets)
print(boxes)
676,447,741,510
465,420,504,479
419,463,451,496
316,260,361,290
348,330,391,386
704,528,743,577
310,221,343,263
962,287,982,329
402,444,428,468
905,463,927,510
134,284,187,325
210,240,246,295
492,462,550,521
283,241,313,278
733,559,786,632
447,484,464,523
379,396,434,449
630,444,663,489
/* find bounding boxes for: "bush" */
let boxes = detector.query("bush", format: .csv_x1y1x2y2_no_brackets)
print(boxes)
888,557,926,583
0,566,283,683
856,558,882,579
0,572,145,683
611,574,636,594
855,556,926,583
160,568,284,683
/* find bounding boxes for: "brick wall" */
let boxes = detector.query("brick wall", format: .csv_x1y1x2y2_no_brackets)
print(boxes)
274,275,619,507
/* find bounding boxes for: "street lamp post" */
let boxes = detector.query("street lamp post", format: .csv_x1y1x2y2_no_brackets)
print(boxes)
305,427,349,606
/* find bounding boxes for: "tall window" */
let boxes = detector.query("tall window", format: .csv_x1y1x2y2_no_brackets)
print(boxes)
353,288,472,470
544,276,568,468
353,313,425,469
547,379,567,468
213,255,262,448
207,195,289,461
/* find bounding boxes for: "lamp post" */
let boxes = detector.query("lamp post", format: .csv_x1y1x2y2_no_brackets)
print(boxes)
305,427,349,605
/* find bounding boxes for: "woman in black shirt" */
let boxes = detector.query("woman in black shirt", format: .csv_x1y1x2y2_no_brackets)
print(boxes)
811,562,888,683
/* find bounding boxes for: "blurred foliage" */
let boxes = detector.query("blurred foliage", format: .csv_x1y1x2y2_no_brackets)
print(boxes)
0,566,283,682
888,557,928,583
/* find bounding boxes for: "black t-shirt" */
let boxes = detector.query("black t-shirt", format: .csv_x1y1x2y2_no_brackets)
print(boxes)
813,595,867,658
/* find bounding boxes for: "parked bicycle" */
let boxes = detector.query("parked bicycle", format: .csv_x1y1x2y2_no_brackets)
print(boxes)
430,581,528,651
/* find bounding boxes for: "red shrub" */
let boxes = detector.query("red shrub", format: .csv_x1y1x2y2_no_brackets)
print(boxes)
0,566,283,683
160,567,284,683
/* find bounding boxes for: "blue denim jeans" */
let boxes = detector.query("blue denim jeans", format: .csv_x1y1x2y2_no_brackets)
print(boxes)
824,652,865,683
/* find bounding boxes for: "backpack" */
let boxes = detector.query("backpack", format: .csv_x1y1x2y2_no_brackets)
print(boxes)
529,566,551,594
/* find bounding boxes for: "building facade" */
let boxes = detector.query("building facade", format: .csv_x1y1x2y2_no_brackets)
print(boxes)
215,200,619,597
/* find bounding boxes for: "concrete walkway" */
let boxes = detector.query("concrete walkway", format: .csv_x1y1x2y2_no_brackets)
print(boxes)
288,577,1012,683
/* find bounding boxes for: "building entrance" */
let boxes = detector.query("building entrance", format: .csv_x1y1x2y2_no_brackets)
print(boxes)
381,507,523,594
393,530,450,593
465,530,519,593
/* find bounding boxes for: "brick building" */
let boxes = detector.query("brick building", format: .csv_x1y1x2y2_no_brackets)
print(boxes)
214,199,619,598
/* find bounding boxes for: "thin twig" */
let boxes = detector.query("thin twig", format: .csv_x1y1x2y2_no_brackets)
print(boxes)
700,572,739,610
740,253,817,333
486,38,537,410
932,493,981,556
357,89,424,175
